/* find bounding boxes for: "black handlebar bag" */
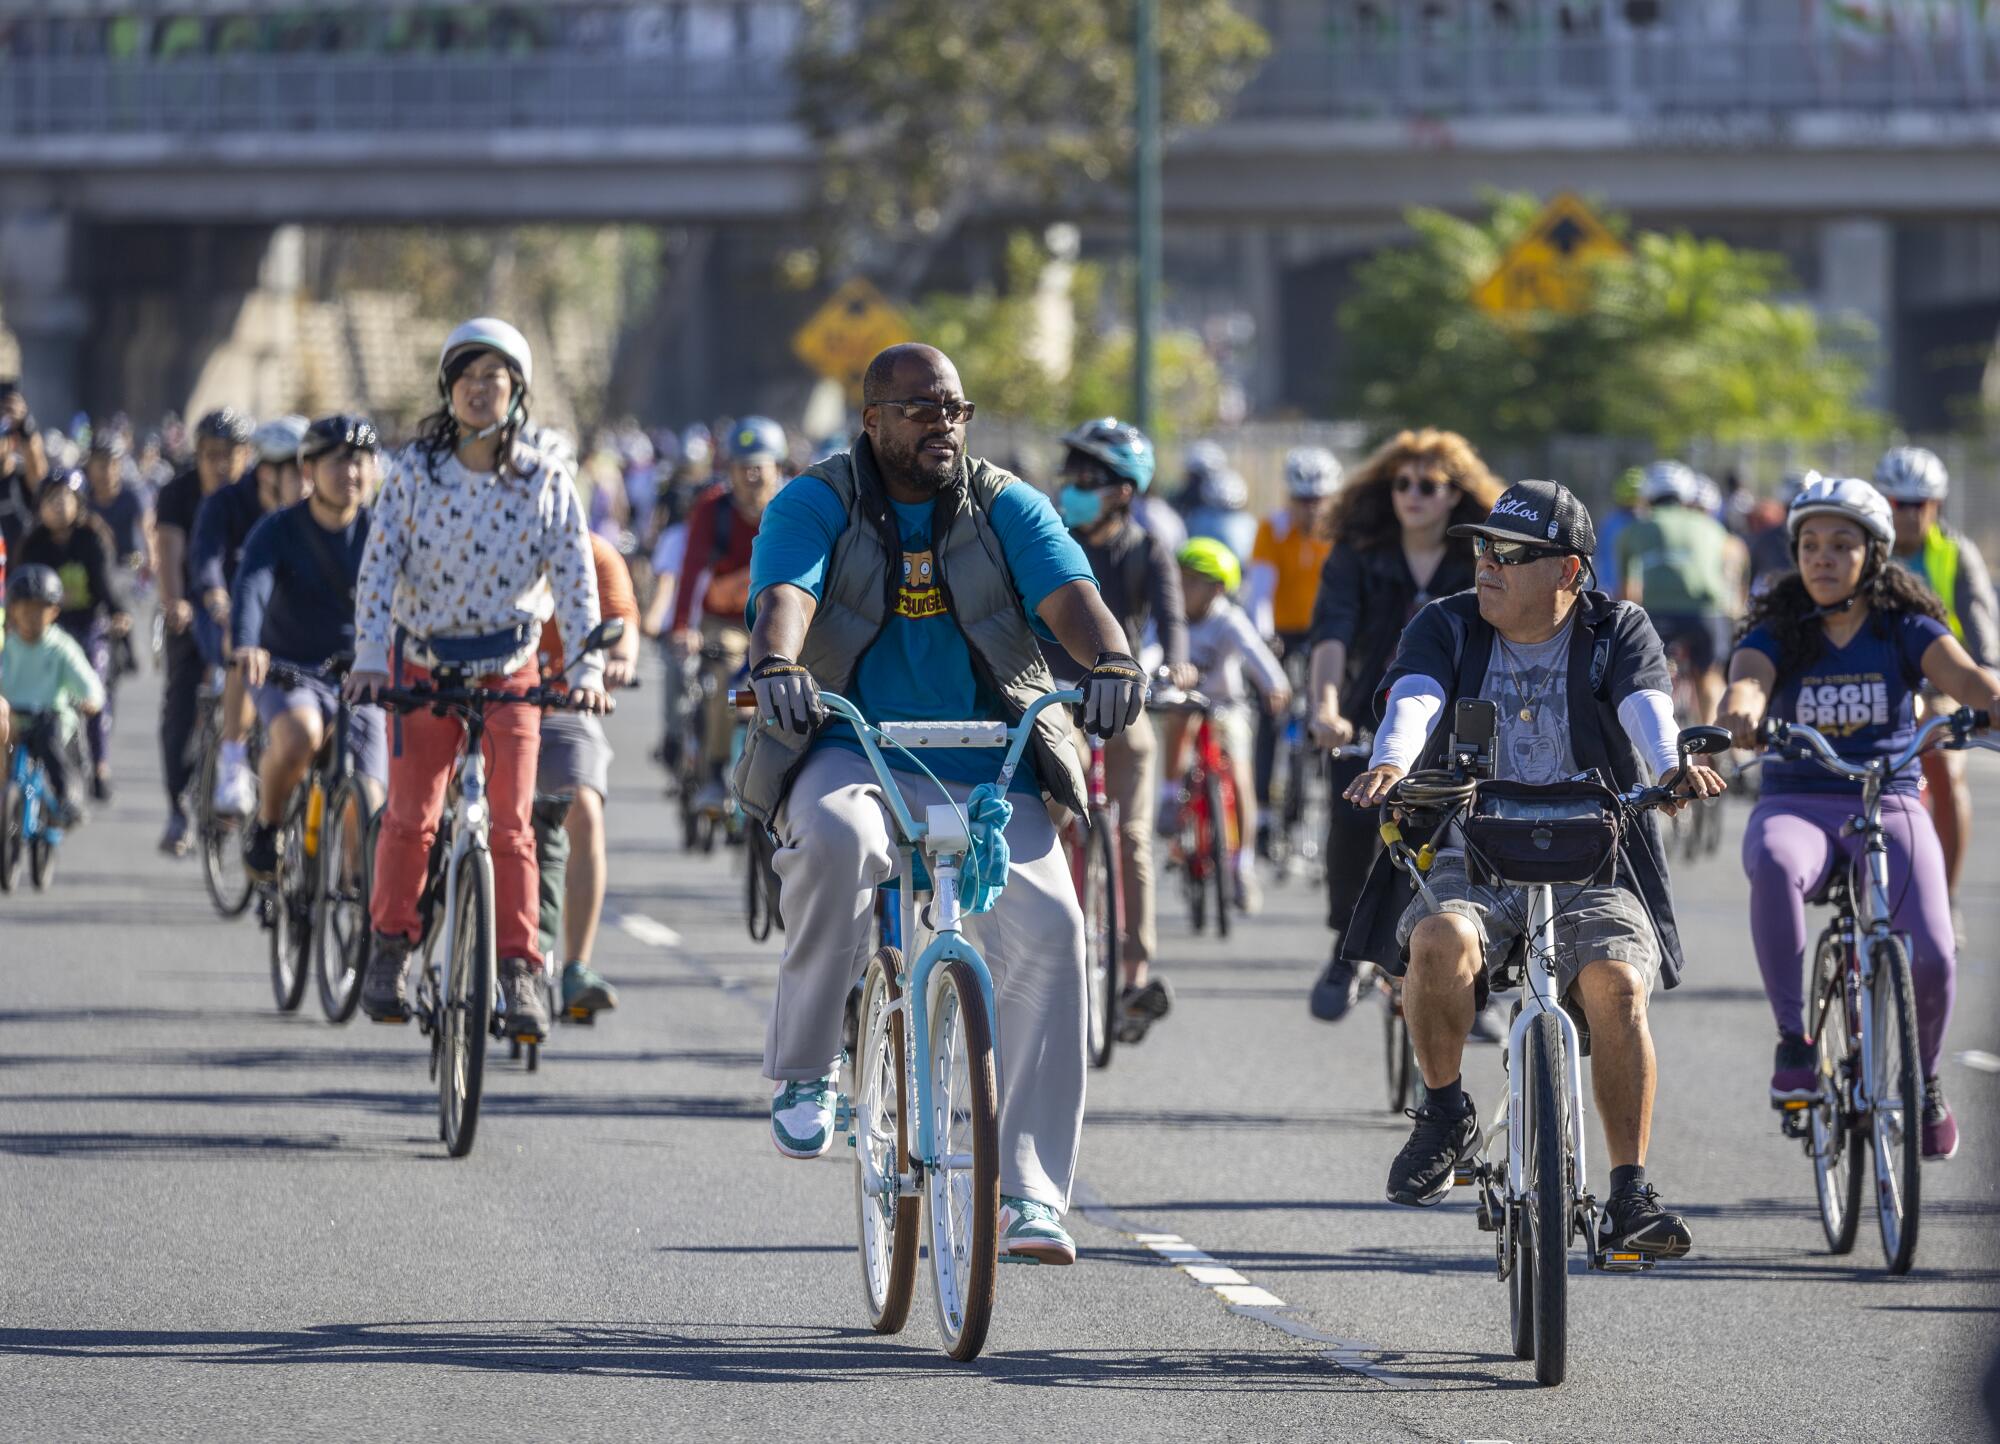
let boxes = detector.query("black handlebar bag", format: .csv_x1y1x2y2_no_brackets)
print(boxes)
1462,780,1623,889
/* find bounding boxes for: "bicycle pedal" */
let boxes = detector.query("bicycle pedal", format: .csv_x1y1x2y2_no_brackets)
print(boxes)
1452,1165,1477,1187
1594,1249,1654,1273
565,1007,597,1024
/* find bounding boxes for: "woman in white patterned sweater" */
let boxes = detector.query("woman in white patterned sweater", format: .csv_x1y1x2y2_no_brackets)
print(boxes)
345,317,605,1040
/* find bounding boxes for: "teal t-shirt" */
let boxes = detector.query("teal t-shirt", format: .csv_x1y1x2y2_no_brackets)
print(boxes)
0,624,105,743
749,474,1095,791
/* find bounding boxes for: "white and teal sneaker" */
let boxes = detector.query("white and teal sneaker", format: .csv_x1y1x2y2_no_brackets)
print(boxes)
999,1196,1076,1265
770,1074,839,1159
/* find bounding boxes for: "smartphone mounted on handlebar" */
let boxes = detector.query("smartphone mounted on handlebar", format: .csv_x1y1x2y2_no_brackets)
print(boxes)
1450,699,1497,780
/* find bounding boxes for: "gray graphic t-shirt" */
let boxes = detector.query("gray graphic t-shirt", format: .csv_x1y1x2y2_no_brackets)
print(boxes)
1481,620,1577,785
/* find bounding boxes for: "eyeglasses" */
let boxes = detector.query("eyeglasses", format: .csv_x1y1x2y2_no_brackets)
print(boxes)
1060,458,1118,490
1393,472,1450,498
872,397,976,426
1473,534,1567,566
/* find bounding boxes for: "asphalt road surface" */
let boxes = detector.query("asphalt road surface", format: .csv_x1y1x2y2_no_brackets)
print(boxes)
7,658,1999,1443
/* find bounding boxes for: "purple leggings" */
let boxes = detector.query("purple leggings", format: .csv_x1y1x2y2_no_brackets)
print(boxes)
1743,792,1955,1077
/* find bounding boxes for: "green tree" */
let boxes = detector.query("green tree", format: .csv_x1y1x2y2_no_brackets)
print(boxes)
1339,194,1881,452
910,232,1220,440
792,0,1267,282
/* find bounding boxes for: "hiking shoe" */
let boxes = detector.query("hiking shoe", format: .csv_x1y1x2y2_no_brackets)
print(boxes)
1603,1183,1693,1259
1115,977,1174,1044
159,810,190,857
500,957,550,1042
771,1073,839,1159
1310,954,1362,1022
244,820,279,880
360,932,415,1022
212,756,255,817
1923,1077,1959,1161
1770,1033,1819,1106
90,769,110,803
1000,1196,1077,1265
561,961,617,1019
1386,1096,1480,1207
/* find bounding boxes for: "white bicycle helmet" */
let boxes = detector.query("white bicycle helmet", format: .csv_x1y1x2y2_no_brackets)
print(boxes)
438,316,534,394
1787,474,1894,548
1873,445,1948,504
1284,446,1342,499
1778,468,1821,507
252,414,309,466
1640,459,1700,506
1199,466,1249,512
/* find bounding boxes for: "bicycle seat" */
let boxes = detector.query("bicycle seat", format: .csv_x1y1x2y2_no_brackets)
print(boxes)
1803,867,1849,910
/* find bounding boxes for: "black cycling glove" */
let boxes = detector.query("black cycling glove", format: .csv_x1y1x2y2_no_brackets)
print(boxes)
750,654,823,736
1082,651,1146,739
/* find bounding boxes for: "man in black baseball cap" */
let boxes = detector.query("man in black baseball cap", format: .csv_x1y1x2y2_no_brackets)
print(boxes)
1336,476,1725,1262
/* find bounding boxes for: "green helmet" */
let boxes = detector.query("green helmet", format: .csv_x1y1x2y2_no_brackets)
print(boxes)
1613,466,1645,507
1177,536,1242,592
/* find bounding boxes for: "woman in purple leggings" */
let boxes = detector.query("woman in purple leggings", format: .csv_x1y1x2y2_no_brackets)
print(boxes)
1719,476,2000,1162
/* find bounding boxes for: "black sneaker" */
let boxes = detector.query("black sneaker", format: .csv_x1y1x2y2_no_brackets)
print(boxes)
360,933,415,1022
501,957,551,1043
1310,954,1362,1022
1386,1097,1480,1207
244,821,279,880
1602,1183,1693,1259
1770,1033,1819,1106
1114,978,1174,1044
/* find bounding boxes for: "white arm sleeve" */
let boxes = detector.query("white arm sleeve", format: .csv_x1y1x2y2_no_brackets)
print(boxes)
1244,561,1278,637
1618,688,1680,780
1370,674,1448,770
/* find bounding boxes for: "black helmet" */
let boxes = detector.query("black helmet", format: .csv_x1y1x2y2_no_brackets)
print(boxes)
7,562,63,608
195,408,254,445
299,413,380,463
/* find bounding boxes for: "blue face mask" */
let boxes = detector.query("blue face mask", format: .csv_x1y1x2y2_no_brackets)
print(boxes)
1058,484,1105,529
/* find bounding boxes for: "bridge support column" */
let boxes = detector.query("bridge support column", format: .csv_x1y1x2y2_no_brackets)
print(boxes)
0,211,88,425
1820,218,1895,410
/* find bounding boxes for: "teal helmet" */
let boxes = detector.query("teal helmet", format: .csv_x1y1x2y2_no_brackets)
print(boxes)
1059,417,1155,493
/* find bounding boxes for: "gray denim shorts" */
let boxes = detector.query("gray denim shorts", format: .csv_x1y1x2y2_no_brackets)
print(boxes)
537,710,613,799
1392,854,1660,997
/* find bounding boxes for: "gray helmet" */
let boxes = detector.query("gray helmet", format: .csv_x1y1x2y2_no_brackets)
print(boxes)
1873,446,1948,504
7,562,63,608
1284,446,1342,499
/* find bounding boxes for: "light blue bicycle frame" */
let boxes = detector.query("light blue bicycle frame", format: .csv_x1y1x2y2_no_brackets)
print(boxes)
812,689,1083,1169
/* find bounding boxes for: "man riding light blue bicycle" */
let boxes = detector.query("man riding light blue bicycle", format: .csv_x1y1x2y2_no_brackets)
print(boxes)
736,343,1145,1270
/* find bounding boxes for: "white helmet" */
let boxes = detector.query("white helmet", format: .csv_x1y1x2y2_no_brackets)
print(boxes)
1873,445,1948,504
1641,459,1700,506
252,414,309,466
1778,468,1821,507
1787,474,1894,548
1284,446,1342,499
1199,466,1249,512
438,316,534,394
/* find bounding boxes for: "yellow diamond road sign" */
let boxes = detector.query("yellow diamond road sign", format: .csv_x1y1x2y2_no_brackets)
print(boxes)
792,278,912,399
1472,193,1627,318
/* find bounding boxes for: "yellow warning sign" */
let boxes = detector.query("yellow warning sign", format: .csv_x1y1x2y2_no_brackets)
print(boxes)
792,278,912,400
1472,193,1628,318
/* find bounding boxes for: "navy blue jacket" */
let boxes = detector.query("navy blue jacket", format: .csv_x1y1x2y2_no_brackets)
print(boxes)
231,501,371,667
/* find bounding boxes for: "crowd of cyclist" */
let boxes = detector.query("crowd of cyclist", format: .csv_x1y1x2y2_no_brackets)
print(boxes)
2,319,1995,1271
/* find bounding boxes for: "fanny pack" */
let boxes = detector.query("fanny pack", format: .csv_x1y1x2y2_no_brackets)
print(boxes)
399,622,535,673
1462,779,1622,889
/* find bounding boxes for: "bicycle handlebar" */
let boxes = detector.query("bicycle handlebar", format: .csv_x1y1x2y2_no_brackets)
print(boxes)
373,684,613,716
1758,706,1993,783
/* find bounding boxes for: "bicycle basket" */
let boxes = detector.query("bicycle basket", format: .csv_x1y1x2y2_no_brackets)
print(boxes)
1462,780,1621,888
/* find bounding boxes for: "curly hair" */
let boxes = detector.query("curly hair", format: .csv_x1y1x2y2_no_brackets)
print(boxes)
1743,546,1946,676
1325,428,1506,553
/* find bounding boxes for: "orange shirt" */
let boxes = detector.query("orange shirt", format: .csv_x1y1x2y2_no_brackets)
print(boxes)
538,532,637,677
1252,511,1331,635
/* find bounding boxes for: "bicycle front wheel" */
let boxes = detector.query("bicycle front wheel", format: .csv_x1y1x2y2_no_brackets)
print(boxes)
1383,985,1414,1113
199,739,255,918
440,851,496,1159
1084,822,1119,1070
0,778,20,892
853,948,918,1333
1868,937,1922,1274
745,823,774,942
1808,933,1862,1255
269,806,312,1013
1521,1011,1572,1385
28,830,55,891
316,777,374,1022
924,958,999,1362
1204,770,1231,939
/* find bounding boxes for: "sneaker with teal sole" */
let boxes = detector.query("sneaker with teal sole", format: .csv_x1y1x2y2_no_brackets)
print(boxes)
561,961,617,1019
1000,1195,1076,1265
771,1074,839,1159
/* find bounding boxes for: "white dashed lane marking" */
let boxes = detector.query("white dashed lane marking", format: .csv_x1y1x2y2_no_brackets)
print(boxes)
1956,1049,2000,1074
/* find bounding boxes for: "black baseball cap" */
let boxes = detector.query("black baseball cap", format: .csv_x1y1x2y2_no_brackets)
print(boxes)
1448,478,1596,559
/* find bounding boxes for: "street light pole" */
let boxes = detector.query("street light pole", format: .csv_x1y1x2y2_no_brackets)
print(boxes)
1134,0,1160,437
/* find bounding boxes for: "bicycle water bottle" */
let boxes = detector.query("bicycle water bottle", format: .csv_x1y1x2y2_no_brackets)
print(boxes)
304,779,324,858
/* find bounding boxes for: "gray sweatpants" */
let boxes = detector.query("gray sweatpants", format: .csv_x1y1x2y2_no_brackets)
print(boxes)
764,745,1088,1210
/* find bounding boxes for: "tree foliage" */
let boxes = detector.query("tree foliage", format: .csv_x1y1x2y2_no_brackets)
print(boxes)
792,0,1267,280
910,232,1220,440
1339,194,1882,451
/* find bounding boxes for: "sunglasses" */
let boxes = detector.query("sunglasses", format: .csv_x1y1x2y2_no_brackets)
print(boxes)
1889,498,1930,511
1393,472,1450,498
1473,534,1568,566
873,397,976,426
1060,458,1118,490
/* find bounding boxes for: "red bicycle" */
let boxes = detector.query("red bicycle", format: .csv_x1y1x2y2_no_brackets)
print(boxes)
1061,734,1124,1069
1153,687,1236,939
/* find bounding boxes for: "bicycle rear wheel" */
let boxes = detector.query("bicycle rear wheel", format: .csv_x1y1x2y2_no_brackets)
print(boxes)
1084,822,1119,1070
316,777,374,1022
268,799,313,1012
199,737,256,918
1204,770,1231,939
1522,1011,1571,1385
0,778,20,892
1383,986,1414,1113
1868,937,1922,1274
1808,933,1862,1255
853,949,918,1333
924,958,999,1362
441,851,496,1158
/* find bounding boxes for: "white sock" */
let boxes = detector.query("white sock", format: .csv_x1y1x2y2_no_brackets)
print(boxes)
220,740,246,768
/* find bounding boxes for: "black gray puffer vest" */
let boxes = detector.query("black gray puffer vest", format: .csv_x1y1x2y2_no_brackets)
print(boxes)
732,438,1088,823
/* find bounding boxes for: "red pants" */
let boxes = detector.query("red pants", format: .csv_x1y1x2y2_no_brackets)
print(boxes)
371,662,544,967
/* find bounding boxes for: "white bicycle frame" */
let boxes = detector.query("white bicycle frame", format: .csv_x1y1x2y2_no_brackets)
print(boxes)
422,729,494,1012
1489,883,1592,1236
